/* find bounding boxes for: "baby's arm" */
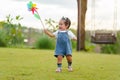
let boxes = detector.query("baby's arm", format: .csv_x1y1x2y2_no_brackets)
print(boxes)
44,29,55,37
68,30,77,41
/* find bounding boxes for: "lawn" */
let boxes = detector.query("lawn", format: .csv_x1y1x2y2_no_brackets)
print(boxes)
0,48,120,80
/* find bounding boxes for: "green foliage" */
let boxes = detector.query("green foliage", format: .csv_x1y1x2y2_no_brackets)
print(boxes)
101,44,117,54
101,32,120,54
71,40,76,49
3,14,25,47
0,31,7,47
34,35,55,49
85,31,96,52
85,41,95,52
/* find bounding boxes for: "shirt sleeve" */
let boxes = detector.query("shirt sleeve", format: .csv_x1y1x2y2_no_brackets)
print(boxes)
53,30,58,38
68,30,76,39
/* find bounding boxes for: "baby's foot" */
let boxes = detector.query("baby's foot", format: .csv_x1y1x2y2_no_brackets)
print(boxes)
56,68,62,72
68,66,73,72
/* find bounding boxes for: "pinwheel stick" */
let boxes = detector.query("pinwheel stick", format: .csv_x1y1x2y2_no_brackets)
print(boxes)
36,11,45,29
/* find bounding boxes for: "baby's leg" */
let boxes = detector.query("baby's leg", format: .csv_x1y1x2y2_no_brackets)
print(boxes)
66,55,73,71
66,55,72,66
57,55,63,64
56,55,63,72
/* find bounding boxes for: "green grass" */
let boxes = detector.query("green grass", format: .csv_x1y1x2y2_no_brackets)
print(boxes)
0,48,120,80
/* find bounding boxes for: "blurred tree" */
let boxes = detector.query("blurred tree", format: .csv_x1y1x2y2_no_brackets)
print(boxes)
3,14,24,46
77,0,87,51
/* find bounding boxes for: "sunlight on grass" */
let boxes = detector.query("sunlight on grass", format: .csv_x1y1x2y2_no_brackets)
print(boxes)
0,48,120,80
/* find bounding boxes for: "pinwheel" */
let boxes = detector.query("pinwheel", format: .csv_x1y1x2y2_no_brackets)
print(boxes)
27,1,45,28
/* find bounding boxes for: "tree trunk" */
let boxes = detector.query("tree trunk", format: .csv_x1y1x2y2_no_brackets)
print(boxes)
77,0,87,51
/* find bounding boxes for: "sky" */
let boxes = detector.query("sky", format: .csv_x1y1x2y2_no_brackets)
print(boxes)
0,0,120,30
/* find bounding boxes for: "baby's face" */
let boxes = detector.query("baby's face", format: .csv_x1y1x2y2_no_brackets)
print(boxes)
58,20,68,30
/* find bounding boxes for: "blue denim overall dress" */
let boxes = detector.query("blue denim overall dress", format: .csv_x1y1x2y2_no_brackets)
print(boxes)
54,31,72,57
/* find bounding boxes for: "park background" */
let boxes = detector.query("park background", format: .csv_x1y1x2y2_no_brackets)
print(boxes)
0,0,120,80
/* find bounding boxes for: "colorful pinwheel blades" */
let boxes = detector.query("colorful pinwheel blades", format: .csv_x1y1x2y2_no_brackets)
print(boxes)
27,1,40,19
27,1,33,11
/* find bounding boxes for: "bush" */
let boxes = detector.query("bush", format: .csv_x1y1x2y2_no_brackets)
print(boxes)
34,35,55,49
101,32,120,54
101,44,117,54
0,31,7,47
85,42,96,52
0,38,6,47
71,40,76,49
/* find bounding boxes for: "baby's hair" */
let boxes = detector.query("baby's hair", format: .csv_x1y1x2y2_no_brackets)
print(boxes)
61,17,71,29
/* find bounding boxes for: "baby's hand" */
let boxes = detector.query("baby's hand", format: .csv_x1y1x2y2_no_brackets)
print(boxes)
73,37,77,41
43,29,55,37
44,29,48,33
